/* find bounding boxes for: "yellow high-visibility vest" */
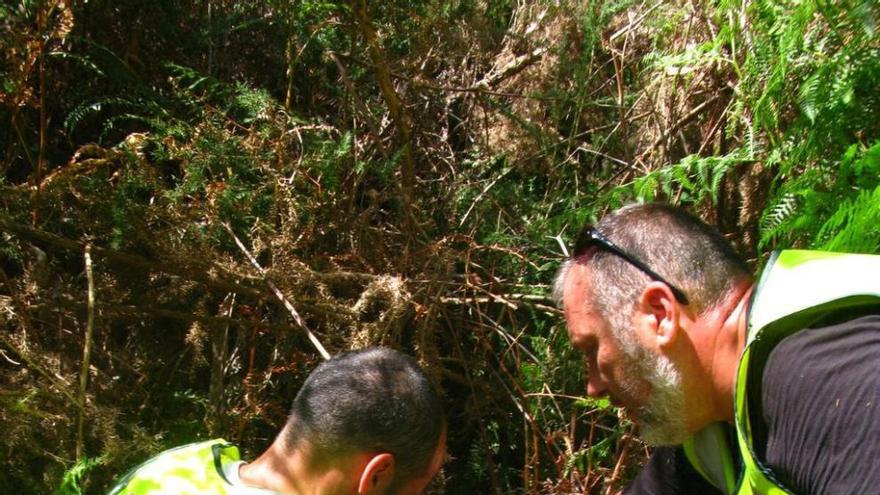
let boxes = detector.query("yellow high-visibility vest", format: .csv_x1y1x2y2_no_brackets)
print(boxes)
107,439,270,495
684,250,880,494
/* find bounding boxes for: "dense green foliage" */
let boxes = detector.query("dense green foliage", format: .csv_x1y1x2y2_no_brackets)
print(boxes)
2,0,878,494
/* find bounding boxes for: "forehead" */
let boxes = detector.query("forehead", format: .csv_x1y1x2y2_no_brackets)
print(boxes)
561,263,610,347
562,262,593,311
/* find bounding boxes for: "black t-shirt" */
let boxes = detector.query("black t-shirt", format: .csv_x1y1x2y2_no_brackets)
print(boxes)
624,312,880,494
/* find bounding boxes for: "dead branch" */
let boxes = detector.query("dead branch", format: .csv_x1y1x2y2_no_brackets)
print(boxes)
349,0,414,189
604,429,635,495
447,309,503,495
0,261,37,336
33,296,354,333
208,294,235,426
0,333,81,409
330,52,389,159
223,222,331,360
0,214,377,302
474,47,549,90
439,294,559,316
637,91,728,163
39,144,122,189
333,52,560,101
609,2,665,43
0,214,268,298
0,267,72,405
75,243,95,460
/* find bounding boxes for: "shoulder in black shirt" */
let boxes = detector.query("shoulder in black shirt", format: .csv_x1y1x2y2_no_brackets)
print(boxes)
755,312,880,494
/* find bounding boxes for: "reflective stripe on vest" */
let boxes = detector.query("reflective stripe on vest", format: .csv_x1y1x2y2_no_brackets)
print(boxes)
687,250,880,494
107,439,240,495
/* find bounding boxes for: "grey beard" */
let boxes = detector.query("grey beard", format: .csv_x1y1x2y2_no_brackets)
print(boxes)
632,352,689,446
614,332,690,446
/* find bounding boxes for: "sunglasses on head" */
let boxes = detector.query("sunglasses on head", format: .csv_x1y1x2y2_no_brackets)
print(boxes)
573,226,690,305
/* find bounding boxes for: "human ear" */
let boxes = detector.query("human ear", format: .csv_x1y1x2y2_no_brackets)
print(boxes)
637,281,679,348
358,453,395,495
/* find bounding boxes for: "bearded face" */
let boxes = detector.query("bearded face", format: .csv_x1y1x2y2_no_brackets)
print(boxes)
610,324,689,446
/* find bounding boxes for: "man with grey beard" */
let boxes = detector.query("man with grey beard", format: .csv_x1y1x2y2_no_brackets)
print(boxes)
554,203,880,494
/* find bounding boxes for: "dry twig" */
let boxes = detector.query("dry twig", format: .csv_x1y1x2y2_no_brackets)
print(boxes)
222,222,331,360
75,243,96,460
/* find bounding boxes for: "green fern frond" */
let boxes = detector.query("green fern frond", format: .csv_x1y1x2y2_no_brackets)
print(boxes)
97,113,164,143
816,186,880,253
47,50,104,76
709,159,733,199
64,97,137,136
618,151,744,206
798,72,822,124
52,456,104,495
760,192,798,238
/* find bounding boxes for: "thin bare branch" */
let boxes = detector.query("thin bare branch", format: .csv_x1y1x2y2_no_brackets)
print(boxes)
75,243,96,460
222,222,331,360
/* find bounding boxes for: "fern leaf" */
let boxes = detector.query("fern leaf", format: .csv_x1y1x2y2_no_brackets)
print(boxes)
64,97,135,136
817,186,880,253
798,72,822,124
760,193,798,241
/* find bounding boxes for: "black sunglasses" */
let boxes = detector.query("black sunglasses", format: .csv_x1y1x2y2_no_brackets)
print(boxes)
573,227,690,305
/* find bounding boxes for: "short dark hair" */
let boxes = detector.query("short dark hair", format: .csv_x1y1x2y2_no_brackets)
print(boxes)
555,203,752,341
283,347,444,483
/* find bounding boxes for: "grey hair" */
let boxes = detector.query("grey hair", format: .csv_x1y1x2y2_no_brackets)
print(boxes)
555,203,752,348
552,258,574,308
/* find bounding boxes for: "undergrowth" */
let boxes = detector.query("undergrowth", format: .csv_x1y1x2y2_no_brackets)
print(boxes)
1,1,878,494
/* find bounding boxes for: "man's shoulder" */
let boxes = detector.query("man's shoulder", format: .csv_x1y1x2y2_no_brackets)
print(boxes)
757,311,880,493
762,311,880,394
107,439,237,495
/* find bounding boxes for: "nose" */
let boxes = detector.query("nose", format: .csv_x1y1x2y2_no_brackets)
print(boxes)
586,366,609,398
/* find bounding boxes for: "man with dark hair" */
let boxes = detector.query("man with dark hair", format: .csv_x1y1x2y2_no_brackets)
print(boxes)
108,347,446,495
554,203,880,494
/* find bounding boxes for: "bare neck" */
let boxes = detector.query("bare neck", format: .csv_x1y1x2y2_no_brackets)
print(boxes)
238,440,303,495
691,282,753,430
704,281,753,424
239,437,360,495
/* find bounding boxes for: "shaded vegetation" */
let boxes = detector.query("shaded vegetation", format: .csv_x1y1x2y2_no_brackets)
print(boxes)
1,0,878,494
